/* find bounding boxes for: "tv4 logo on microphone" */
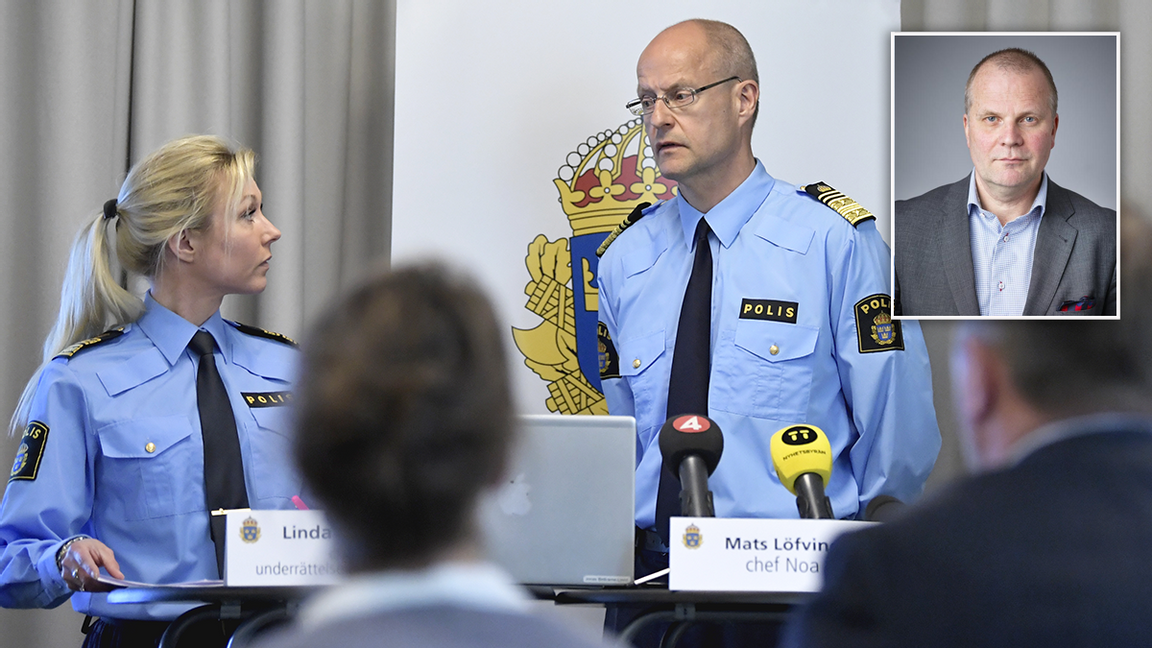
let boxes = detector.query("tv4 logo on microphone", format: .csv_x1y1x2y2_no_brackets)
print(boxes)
673,415,711,433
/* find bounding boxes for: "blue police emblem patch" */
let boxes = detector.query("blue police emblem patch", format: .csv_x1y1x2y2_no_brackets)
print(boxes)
854,294,904,353
598,322,620,380
9,421,49,482
240,516,261,544
10,444,28,477
682,524,703,549
874,319,895,344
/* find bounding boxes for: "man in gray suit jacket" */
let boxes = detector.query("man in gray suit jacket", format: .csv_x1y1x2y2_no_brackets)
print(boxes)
894,48,1116,317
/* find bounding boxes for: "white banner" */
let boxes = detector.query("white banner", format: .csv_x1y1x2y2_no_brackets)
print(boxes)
393,0,900,415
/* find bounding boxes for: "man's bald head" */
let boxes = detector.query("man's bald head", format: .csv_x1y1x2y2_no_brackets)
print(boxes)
646,19,759,125
636,19,760,210
689,19,758,85
964,48,1058,116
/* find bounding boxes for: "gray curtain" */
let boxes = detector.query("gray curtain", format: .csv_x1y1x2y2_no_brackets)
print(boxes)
0,1,393,645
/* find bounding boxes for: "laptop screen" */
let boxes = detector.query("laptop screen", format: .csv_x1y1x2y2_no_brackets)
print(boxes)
478,414,636,587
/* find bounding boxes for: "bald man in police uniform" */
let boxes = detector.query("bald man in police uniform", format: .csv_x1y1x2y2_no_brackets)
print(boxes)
597,19,941,580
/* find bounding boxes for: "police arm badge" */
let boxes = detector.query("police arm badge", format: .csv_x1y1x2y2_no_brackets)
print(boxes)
9,421,49,482
598,322,621,380
854,294,903,353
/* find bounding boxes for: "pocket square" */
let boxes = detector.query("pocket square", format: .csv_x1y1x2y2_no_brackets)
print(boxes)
1058,296,1096,312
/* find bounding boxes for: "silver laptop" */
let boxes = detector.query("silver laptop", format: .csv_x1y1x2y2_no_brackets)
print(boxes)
478,414,636,587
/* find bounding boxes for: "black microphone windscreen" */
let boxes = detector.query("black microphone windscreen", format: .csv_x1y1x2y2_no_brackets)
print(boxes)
658,414,723,477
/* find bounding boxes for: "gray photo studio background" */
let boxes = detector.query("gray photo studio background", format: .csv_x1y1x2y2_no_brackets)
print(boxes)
0,1,1150,647
894,33,1118,207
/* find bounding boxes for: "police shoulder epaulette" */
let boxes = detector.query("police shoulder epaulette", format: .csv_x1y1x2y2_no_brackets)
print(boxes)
800,182,876,228
596,201,654,257
229,321,298,347
54,328,126,360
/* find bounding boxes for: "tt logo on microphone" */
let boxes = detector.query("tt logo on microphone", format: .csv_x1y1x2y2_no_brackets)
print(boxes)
781,425,818,446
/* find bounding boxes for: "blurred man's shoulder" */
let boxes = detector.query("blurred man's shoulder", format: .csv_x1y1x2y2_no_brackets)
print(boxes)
249,606,624,648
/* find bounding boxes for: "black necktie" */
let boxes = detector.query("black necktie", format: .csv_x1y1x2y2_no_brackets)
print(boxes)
190,330,249,577
656,218,712,546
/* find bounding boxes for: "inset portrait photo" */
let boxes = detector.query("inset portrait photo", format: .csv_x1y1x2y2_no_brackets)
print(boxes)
891,33,1119,319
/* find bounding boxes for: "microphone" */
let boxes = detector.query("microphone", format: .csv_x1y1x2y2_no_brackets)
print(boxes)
864,495,906,522
770,424,835,519
659,414,724,517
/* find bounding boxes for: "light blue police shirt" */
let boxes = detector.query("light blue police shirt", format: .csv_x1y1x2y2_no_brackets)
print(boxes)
0,293,300,619
597,162,941,529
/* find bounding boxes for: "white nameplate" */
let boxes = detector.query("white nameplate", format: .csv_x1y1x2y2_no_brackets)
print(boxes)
669,516,874,592
225,510,345,586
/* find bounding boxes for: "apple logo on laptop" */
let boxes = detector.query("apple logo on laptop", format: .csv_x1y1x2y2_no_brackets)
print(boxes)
496,472,532,516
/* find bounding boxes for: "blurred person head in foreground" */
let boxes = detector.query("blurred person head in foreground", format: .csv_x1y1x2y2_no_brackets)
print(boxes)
252,262,622,648
784,207,1152,648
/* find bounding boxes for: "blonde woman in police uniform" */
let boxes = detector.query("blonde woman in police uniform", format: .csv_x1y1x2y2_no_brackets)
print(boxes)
0,135,300,647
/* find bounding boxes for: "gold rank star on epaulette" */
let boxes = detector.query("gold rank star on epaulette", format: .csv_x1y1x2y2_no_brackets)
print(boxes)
54,328,126,360
230,322,298,347
800,182,876,228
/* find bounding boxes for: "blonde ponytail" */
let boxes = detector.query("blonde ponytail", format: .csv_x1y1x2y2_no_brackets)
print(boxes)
10,135,256,434
41,211,143,361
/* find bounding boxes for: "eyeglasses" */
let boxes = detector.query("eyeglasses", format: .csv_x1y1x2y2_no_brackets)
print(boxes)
626,76,741,116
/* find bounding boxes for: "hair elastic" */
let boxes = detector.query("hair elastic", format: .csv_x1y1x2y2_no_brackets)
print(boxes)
102,199,118,220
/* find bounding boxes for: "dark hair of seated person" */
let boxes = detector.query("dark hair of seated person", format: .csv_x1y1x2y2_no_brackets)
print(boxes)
293,263,513,571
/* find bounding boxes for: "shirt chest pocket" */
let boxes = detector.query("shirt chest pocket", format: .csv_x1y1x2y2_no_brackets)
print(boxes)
97,416,202,521
712,321,819,421
242,406,300,505
617,329,669,441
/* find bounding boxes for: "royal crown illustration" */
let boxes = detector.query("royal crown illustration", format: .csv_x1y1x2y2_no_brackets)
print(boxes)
514,119,675,414
870,309,896,347
554,118,675,236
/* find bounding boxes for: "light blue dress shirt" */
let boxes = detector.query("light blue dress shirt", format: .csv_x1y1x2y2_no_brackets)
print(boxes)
968,172,1048,316
0,293,300,619
597,162,941,528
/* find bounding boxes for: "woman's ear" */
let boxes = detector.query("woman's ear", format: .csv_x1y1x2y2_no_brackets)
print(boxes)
168,229,196,264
